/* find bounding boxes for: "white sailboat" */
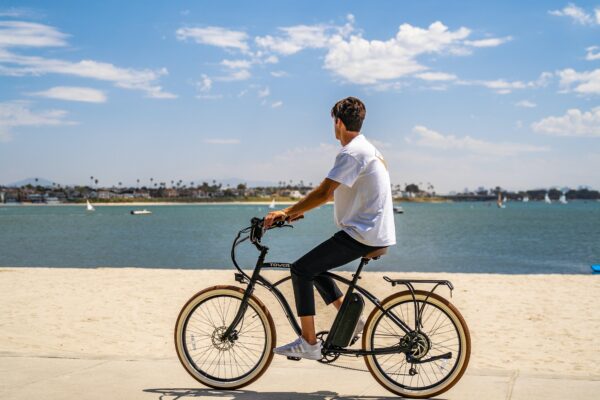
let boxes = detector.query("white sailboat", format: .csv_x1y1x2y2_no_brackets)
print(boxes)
544,193,552,204
86,199,95,211
269,198,276,209
522,196,529,203
497,192,506,209
502,196,508,203
559,194,568,204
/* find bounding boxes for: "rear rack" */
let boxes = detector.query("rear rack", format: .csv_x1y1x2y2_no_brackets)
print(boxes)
382,276,454,331
383,276,454,293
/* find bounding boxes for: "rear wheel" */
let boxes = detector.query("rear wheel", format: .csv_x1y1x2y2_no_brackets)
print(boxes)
174,285,276,389
363,290,470,398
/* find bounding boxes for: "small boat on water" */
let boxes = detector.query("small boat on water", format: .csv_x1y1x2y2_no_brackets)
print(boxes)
497,193,505,209
522,196,529,203
559,194,568,204
130,209,152,215
269,198,276,209
544,193,552,204
86,200,95,212
393,206,404,214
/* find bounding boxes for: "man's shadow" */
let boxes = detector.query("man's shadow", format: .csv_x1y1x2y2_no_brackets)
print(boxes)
143,388,443,400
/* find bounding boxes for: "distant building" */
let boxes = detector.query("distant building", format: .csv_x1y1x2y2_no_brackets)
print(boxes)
27,193,44,203
193,190,210,199
288,190,303,199
97,190,112,199
163,188,178,198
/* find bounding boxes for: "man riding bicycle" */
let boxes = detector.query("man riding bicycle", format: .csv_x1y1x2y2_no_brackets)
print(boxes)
264,96,396,360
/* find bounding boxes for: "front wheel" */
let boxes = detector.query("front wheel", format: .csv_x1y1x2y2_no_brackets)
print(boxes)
363,290,471,398
174,285,276,389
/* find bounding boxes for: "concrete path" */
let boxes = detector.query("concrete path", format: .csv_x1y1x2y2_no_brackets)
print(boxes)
1,355,599,400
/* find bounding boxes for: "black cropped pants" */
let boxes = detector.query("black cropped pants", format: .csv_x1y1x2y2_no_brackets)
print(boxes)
291,230,382,317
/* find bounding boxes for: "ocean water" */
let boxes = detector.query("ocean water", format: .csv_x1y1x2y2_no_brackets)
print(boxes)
0,202,598,274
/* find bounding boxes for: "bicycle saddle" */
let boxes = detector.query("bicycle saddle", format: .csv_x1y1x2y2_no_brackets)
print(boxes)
364,247,388,260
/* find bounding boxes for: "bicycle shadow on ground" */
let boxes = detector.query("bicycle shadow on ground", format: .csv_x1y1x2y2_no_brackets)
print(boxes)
143,388,445,400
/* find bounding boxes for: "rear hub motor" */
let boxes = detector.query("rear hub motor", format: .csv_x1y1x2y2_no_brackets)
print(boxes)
401,331,430,360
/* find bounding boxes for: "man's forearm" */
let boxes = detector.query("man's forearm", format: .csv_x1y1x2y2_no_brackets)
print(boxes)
283,187,330,216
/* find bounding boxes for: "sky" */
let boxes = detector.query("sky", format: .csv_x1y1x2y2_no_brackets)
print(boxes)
0,0,599,193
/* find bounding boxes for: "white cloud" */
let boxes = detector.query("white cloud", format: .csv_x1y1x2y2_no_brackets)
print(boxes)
264,55,278,64
194,74,221,99
549,4,596,25
217,68,251,81
0,22,175,99
256,24,332,55
270,70,287,77
461,72,552,94
221,59,252,69
324,21,472,84
0,100,75,141
30,86,107,103
515,100,537,108
416,72,457,81
558,68,600,94
0,21,67,47
196,74,212,93
464,36,512,47
176,26,249,51
204,138,240,144
531,107,600,137
585,46,600,61
178,17,510,90
258,86,270,98
413,125,549,156
271,101,283,108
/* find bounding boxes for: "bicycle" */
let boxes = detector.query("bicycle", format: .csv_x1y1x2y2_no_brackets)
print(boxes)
174,217,471,398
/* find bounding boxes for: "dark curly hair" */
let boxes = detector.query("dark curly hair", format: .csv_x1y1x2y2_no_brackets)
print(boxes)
330,97,366,132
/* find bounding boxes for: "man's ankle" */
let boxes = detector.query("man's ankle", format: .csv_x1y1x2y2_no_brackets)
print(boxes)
302,336,318,345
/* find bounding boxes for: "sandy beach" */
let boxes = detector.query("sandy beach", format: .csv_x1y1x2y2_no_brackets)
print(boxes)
1,267,599,400
1,267,598,375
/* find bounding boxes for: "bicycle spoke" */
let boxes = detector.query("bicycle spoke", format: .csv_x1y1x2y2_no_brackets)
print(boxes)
370,299,462,391
182,294,268,382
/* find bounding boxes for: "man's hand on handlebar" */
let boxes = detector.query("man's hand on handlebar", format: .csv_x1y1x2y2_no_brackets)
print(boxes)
263,210,304,228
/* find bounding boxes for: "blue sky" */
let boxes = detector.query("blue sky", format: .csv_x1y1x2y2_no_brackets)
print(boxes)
1,1,599,193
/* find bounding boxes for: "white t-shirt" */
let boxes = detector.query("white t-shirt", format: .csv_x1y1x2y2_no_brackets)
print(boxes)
326,134,396,247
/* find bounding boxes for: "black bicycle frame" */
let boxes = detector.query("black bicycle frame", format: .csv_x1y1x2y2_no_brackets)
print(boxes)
222,220,453,361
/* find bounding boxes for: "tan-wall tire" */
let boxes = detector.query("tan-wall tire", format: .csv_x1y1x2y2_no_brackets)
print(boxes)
174,285,276,389
362,290,471,398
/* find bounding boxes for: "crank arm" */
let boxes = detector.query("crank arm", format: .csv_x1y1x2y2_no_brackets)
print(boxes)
408,352,452,364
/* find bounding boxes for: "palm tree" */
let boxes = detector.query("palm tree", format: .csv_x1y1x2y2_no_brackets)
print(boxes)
136,179,140,189
90,176,94,188
94,179,99,187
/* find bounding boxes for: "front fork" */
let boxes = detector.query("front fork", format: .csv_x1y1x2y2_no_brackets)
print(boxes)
221,247,268,341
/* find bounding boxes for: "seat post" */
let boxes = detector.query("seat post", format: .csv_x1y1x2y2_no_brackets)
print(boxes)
351,257,368,286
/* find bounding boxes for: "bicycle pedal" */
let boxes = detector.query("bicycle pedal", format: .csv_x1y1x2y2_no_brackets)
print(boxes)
286,356,301,361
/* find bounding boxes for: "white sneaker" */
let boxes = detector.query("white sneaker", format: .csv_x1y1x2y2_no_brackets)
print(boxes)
273,337,322,360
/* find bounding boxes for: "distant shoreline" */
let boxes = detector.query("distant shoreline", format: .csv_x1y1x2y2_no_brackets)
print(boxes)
0,201,300,206
0,197,455,206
